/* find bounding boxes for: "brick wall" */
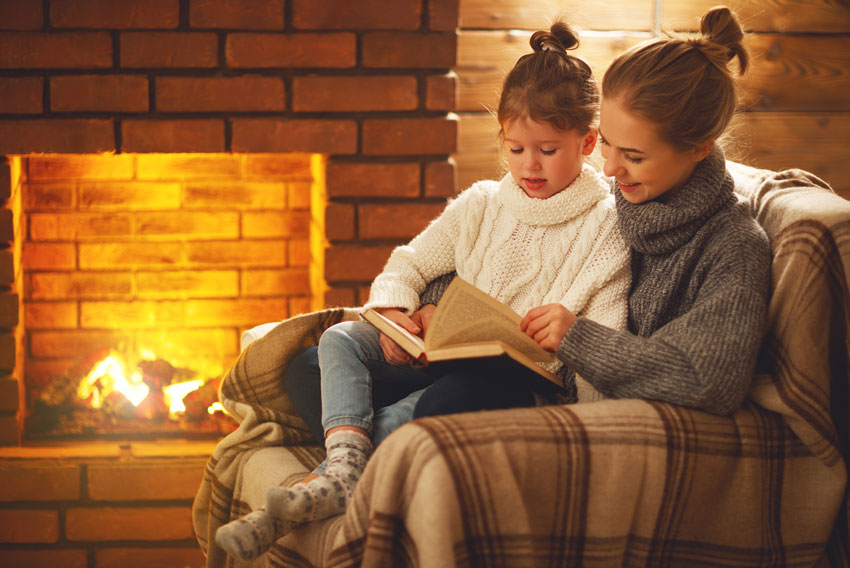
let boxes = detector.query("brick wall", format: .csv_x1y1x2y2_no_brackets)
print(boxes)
20,153,315,393
0,441,213,567
0,0,460,445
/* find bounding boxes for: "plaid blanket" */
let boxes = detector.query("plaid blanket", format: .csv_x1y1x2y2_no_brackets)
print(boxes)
193,164,850,567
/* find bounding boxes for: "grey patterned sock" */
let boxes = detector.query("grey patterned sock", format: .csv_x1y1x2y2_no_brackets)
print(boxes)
266,429,372,524
214,508,293,561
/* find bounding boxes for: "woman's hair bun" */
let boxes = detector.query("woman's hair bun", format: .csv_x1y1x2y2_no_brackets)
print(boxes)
694,6,749,74
530,21,580,54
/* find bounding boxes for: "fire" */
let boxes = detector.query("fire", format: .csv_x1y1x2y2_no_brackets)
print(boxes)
76,351,222,420
77,354,150,408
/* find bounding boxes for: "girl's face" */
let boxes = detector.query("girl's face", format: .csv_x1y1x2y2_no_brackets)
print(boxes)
503,116,597,200
599,97,711,204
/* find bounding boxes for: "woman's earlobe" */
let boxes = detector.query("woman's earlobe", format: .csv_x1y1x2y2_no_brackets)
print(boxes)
693,140,715,161
582,129,599,155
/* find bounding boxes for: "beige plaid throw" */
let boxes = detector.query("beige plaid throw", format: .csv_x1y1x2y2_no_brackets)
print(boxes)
193,164,850,567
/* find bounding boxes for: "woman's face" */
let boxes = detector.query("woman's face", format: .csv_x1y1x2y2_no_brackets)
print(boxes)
503,116,596,200
599,97,710,204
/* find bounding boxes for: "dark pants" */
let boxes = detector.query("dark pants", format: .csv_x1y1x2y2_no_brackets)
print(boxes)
285,347,539,444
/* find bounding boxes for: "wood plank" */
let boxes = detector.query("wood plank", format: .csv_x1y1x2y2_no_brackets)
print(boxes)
455,112,850,196
741,35,850,112
461,0,653,31
457,30,650,112
732,111,850,194
662,0,850,33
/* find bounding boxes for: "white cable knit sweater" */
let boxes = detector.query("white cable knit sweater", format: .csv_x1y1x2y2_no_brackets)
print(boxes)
365,165,631,401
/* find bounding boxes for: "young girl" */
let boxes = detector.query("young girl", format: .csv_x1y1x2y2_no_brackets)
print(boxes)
517,6,771,415
216,22,631,560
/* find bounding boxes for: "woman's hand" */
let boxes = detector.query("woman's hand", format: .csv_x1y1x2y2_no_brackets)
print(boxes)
520,303,576,352
410,304,436,336
376,308,420,366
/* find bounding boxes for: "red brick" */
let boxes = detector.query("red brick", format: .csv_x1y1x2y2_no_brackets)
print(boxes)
79,182,181,210
186,299,289,326
0,549,87,568
326,162,420,198
325,244,394,283
245,154,313,180
188,240,287,267
28,271,133,300
324,286,355,308
122,119,225,153
0,208,12,240
136,154,240,179
0,160,10,201
136,211,239,238
363,32,457,68
288,181,312,209
0,292,19,328
357,285,372,305
0,32,112,68
242,269,310,297
0,462,81,501
157,76,284,112
0,333,15,371
184,182,285,209
429,0,460,31
24,301,77,329
363,117,458,156
226,33,355,68
50,0,179,29
359,203,445,240
66,506,194,541
190,0,283,30
290,296,311,315
22,242,76,270
232,119,357,154
0,414,19,444
121,32,218,68
51,75,149,112
88,460,206,501
291,0,420,30
29,330,128,358
243,211,309,238
425,159,457,197
0,250,12,285
0,119,114,153
0,509,59,542
26,154,134,181
29,212,131,240
288,238,311,267
325,203,355,241
24,359,74,389
0,77,42,113
292,76,417,112
426,72,457,111
137,270,239,299
96,547,205,568
78,242,182,269
0,1,44,30
0,376,19,412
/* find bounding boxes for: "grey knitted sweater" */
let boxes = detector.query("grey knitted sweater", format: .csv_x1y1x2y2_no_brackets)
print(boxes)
556,148,771,415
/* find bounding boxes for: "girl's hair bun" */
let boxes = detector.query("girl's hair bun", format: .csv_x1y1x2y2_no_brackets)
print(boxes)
530,21,580,54
691,6,748,74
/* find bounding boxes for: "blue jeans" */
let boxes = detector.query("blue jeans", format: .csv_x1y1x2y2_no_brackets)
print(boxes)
317,320,434,445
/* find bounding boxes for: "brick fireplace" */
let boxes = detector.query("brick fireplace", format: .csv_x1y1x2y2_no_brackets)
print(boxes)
0,0,458,563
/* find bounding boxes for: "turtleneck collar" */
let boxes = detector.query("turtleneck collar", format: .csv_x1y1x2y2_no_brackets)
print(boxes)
496,163,609,227
615,146,736,255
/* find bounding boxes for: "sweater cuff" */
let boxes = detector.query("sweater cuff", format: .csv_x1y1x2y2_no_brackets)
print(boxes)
557,316,617,368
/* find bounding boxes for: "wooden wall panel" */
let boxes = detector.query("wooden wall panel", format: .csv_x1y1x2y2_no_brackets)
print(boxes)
455,0,850,198
662,0,850,33
460,0,653,31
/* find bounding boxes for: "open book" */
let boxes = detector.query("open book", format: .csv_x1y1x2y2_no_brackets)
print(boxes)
361,277,563,393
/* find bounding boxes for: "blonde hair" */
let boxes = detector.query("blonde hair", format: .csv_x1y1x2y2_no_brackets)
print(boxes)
497,22,598,136
602,6,748,151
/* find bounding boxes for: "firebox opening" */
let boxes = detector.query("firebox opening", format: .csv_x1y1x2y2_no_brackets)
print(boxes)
5,152,327,440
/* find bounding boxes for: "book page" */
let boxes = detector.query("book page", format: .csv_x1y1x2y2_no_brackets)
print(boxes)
425,278,556,364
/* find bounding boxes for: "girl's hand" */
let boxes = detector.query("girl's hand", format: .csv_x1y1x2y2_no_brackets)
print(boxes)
410,304,437,336
376,308,420,366
520,303,576,352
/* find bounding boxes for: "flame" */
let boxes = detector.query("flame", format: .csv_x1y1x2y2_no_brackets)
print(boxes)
163,379,204,414
77,354,150,407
